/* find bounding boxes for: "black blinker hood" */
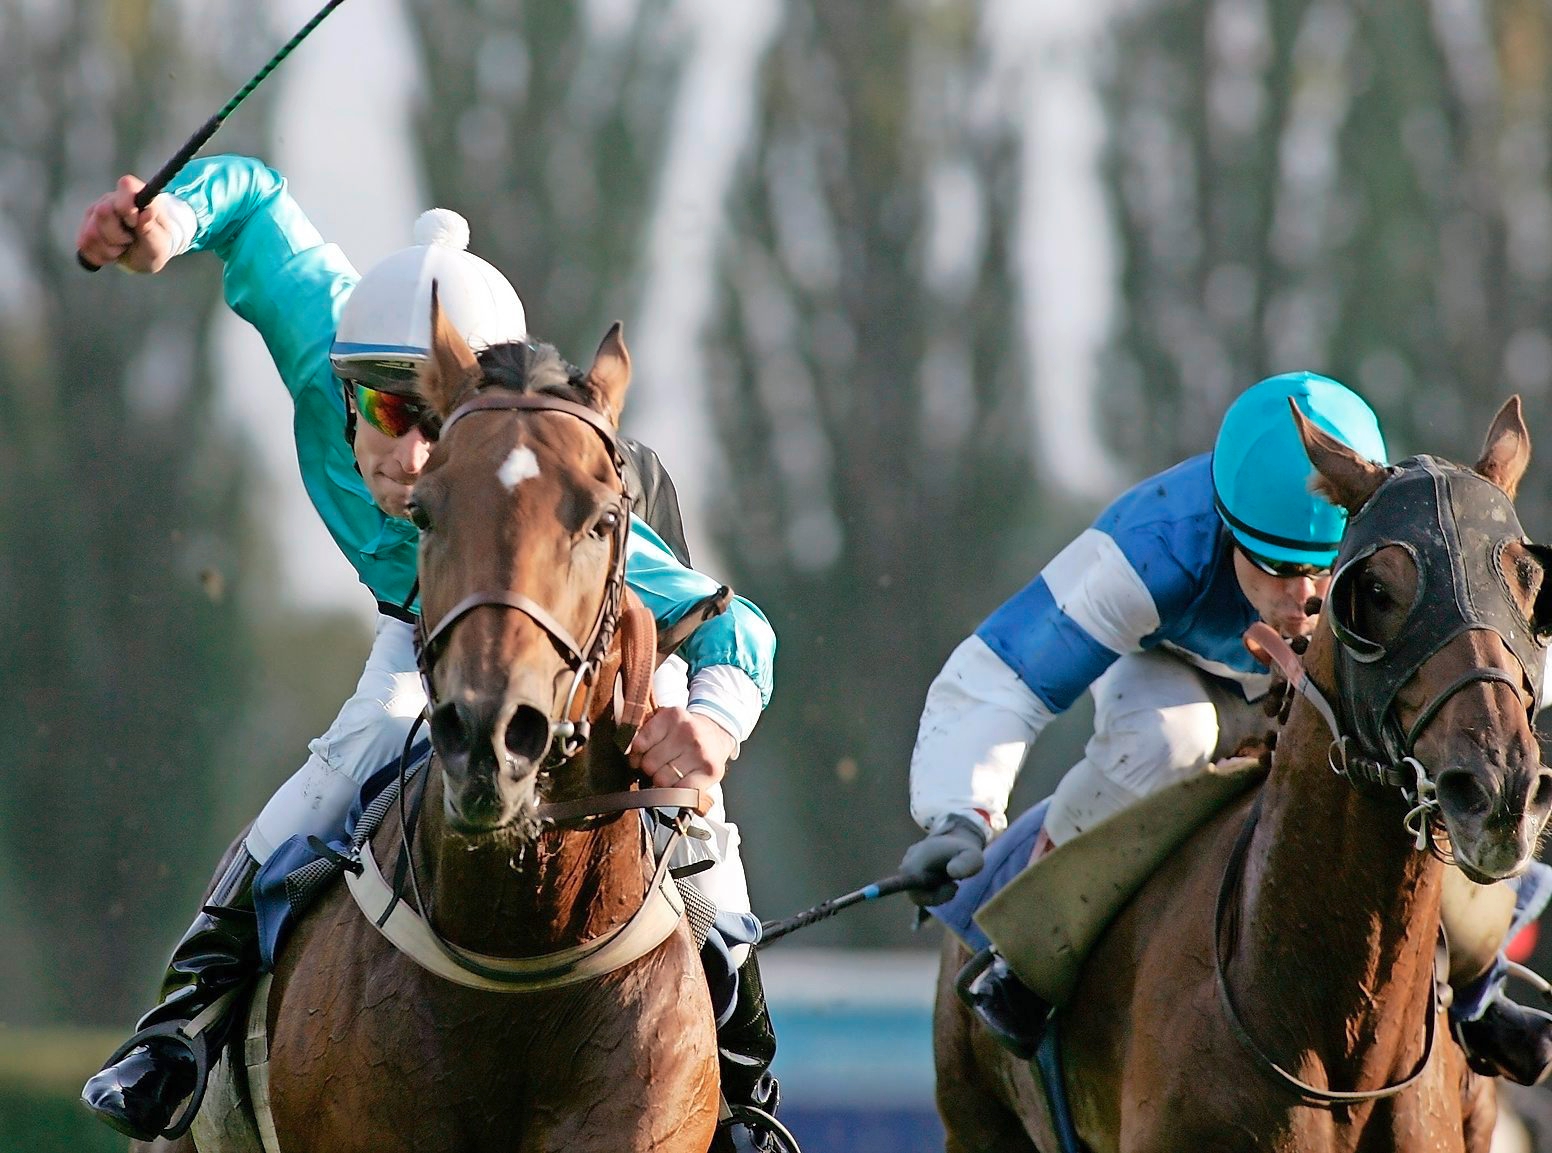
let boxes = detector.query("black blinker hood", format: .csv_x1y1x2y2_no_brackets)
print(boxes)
1328,454,1545,762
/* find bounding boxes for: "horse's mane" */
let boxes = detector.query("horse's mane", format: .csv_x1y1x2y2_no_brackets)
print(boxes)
476,339,591,407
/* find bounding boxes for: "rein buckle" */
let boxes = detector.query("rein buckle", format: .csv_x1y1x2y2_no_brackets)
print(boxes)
1326,735,1352,780
1401,756,1439,851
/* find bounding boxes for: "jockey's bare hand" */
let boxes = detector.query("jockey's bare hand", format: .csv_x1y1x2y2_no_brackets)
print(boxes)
629,706,736,796
76,175,178,273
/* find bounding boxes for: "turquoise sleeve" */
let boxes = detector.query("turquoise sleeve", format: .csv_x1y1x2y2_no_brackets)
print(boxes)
624,517,776,706
164,155,420,607
168,155,358,399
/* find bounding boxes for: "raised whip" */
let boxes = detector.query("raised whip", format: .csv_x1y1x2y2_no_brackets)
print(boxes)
78,0,350,270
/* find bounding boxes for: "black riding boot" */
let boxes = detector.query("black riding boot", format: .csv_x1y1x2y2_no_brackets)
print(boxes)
958,949,1052,1060
711,952,783,1152
82,849,262,1140
1454,995,1552,1086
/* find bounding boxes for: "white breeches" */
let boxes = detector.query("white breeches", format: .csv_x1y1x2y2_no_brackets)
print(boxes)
244,615,751,954
1043,649,1266,847
650,655,754,967
246,615,425,863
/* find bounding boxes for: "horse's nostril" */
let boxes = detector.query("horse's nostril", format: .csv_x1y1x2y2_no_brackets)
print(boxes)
430,701,472,758
505,704,552,766
1531,769,1552,815
1435,768,1494,820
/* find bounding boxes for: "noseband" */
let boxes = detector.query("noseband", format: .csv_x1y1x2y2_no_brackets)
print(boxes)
412,391,633,762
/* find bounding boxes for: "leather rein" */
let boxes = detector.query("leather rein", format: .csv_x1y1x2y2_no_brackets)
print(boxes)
345,389,701,991
1210,622,1467,1107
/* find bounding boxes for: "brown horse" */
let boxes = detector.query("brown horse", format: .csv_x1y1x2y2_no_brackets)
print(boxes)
171,302,719,1152
935,398,1552,1153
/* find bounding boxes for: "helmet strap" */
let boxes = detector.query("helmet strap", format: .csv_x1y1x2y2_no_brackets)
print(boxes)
340,380,364,474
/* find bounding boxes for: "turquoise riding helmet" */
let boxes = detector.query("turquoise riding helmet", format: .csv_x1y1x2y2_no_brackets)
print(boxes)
1211,372,1388,569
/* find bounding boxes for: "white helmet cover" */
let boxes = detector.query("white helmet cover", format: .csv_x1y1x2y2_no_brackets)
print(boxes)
330,208,527,395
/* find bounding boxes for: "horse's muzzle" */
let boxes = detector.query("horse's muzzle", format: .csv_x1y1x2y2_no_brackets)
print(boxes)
1436,759,1552,881
432,697,549,835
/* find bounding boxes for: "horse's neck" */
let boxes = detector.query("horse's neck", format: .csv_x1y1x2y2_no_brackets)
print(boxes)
1233,685,1442,1082
419,730,652,958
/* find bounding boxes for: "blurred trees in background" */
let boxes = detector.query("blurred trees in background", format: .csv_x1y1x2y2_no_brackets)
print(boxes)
1101,0,1552,540
705,4,1089,938
0,3,368,1034
403,0,680,362
0,2,265,1028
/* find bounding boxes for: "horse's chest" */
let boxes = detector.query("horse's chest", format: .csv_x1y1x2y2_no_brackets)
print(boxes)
262,894,716,1151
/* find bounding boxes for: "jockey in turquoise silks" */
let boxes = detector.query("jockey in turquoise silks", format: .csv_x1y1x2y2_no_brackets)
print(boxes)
899,372,1552,1085
74,156,781,1143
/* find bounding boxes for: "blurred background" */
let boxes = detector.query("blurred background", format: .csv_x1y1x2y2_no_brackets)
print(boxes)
7,0,1552,1148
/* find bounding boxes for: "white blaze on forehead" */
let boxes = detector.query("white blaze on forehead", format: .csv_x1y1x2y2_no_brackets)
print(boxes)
498,446,542,490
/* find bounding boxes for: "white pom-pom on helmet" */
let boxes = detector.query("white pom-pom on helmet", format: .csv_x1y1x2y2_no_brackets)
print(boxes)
330,208,527,396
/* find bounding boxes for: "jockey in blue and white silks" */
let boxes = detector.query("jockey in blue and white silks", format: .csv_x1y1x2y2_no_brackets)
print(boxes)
907,372,1383,852
75,155,779,1141
910,450,1276,848
901,371,1552,1086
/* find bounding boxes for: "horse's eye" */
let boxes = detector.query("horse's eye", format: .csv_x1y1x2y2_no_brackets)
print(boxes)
408,499,433,532
593,508,621,539
1364,579,1391,608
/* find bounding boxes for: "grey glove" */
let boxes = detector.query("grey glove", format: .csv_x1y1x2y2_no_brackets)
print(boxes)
900,814,988,907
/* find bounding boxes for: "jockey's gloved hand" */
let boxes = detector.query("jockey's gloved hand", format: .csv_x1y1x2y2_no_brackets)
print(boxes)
900,814,988,907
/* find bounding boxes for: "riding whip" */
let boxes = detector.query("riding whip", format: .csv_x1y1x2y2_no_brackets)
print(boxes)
77,0,351,271
758,872,931,946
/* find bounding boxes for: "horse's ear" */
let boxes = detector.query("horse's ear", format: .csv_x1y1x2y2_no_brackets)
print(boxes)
1289,397,1388,514
1475,396,1531,501
583,321,631,427
418,281,482,418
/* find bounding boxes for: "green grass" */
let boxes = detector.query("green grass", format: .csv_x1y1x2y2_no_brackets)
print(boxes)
0,1086,133,1153
0,1028,133,1153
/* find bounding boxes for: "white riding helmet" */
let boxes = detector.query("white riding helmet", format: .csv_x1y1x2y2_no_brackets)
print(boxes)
330,208,527,395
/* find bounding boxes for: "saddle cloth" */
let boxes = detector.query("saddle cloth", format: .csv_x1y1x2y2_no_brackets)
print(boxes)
936,756,1266,1006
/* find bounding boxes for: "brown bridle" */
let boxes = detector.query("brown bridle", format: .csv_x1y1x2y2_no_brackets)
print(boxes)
367,389,702,991
413,391,633,765
408,388,700,821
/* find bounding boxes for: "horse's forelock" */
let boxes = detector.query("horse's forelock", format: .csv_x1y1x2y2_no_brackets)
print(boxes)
475,340,589,405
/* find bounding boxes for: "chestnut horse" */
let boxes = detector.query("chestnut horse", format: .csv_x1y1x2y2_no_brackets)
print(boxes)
153,304,719,1152
935,398,1552,1153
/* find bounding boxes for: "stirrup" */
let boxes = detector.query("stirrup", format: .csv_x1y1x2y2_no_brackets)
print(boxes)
95,1020,215,1140
954,945,997,1009
718,1102,803,1153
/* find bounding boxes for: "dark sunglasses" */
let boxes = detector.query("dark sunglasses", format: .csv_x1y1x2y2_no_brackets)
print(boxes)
1237,545,1330,580
350,381,441,440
